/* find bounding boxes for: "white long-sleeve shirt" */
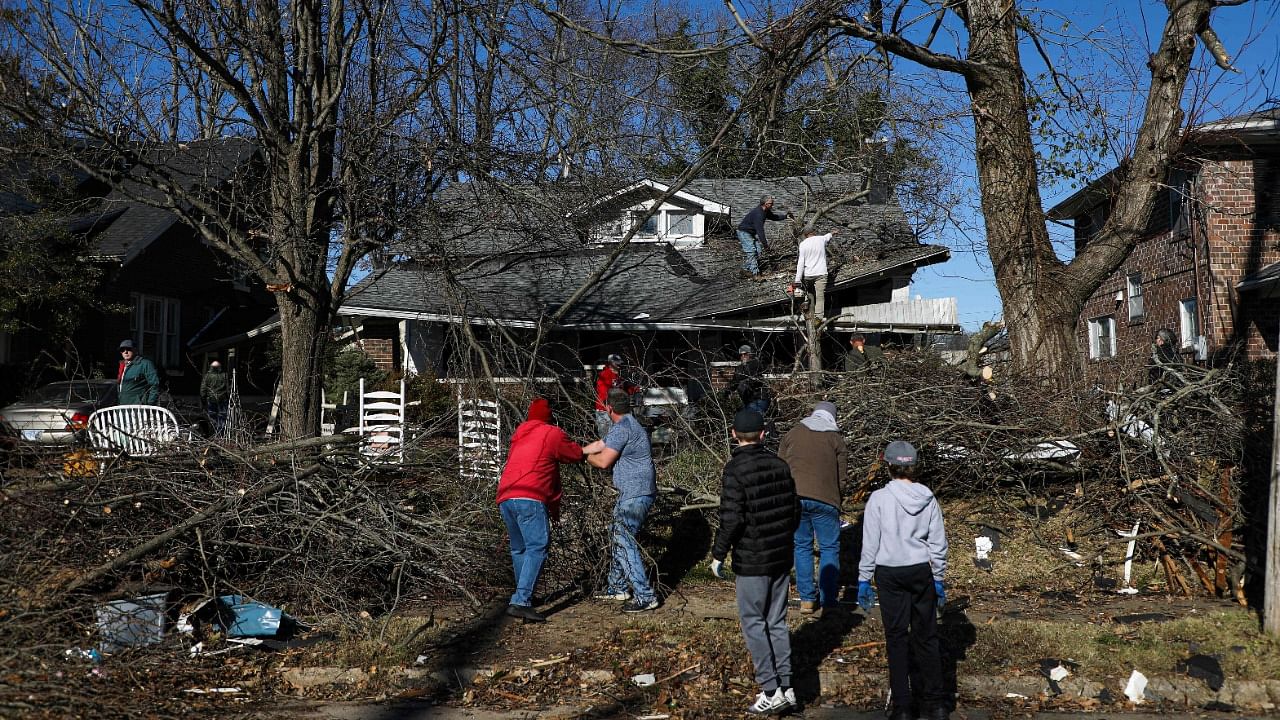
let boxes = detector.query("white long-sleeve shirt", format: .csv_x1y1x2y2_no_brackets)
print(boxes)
795,232,834,282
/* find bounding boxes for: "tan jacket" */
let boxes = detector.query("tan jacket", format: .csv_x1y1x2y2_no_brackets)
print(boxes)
778,424,847,508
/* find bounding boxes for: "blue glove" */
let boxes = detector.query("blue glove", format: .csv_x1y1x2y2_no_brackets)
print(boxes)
857,581,875,610
934,581,946,609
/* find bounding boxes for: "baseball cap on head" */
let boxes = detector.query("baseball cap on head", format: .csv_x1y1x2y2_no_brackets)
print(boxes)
737,344,753,355
607,353,623,364
733,409,764,433
119,339,136,350
884,440,918,466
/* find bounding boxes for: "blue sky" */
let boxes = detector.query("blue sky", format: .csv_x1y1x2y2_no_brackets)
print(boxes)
904,1,1280,329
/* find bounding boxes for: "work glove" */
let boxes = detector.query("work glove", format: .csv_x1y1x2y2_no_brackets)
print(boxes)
710,558,725,579
934,581,946,610
857,581,875,611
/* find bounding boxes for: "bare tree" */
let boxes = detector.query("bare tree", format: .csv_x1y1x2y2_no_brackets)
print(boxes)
826,0,1248,383
0,0,449,437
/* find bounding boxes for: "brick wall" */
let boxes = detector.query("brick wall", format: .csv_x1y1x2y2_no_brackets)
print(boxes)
1076,154,1280,386
1202,158,1280,358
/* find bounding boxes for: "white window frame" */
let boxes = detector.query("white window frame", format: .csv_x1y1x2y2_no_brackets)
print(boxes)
1179,298,1199,349
1088,315,1116,360
131,293,182,368
596,200,705,248
1126,273,1144,322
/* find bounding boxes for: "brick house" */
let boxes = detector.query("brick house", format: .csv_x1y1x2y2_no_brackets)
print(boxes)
1047,108,1280,385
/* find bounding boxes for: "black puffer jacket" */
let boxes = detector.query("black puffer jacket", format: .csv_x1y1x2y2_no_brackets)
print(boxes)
713,443,801,576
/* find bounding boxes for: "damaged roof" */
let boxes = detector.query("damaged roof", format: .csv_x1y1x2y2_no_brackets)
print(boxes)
346,173,947,327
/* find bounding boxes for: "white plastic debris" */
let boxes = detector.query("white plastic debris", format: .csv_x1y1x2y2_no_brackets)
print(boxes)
183,687,243,694
415,654,429,665
1048,664,1071,682
1124,669,1148,703
631,673,656,687
1005,692,1029,699
1117,521,1141,592
975,536,993,560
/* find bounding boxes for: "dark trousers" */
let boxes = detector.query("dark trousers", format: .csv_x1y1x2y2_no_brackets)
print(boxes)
875,563,945,710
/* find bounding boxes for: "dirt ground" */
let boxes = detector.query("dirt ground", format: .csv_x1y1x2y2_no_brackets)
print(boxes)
245,575,1272,720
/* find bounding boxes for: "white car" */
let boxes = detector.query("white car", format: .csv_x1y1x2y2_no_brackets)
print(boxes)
0,380,119,445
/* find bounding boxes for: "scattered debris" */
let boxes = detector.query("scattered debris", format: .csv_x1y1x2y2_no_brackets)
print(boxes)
64,647,102,663
974,536,994,572
182,687,243,694
578,669,614,684
1005,692,1029,699
631,673,656,687
1039,591,1078,603
1123,669,1148,704
1117,521,1141,594
1177,654,1225,691
95,590,171,651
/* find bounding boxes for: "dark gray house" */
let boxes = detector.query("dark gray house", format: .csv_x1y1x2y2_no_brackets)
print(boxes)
340,174,955,384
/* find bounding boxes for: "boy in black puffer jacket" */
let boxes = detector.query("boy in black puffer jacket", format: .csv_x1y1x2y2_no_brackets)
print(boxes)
711,409,802,715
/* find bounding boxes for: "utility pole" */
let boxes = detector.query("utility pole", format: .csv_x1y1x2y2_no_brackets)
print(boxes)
1267,325,1280,636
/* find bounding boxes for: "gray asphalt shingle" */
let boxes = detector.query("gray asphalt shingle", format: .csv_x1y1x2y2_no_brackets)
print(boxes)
346,174,947,325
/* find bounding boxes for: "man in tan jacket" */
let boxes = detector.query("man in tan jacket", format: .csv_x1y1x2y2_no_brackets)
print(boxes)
779,401,848,614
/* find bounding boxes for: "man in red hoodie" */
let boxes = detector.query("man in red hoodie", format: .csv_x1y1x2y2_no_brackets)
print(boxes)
496,398,586,622
594,354,640,438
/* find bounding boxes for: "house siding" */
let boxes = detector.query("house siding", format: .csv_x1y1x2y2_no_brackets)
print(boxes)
1074,154,1280,387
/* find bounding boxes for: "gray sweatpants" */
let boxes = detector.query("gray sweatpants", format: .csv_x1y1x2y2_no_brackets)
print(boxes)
735,572,792,691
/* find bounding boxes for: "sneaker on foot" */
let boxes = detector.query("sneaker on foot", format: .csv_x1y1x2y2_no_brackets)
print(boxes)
747,690,786,715
592,590,631,601
505,604,546,622
780,687,798,712
621,598,659,613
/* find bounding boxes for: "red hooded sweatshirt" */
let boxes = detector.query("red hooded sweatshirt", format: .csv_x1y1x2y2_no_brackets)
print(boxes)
594,364,638,411
496,399,584,521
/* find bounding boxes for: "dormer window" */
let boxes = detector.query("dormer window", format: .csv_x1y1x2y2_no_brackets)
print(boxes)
596,202,705,248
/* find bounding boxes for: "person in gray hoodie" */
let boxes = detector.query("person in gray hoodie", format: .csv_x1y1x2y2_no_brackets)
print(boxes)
857,440,949,720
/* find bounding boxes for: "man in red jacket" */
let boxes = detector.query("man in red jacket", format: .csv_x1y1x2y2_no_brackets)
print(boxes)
594,353,639,438
496,398,586,622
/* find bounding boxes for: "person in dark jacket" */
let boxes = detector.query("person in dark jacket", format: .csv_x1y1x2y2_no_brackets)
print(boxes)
857,440,949,720
735,195,791,277
732,344,770,415
779,401,847,615
200,360,230,435
116,339,160,405
1147,328,1180,388
711,409,802,715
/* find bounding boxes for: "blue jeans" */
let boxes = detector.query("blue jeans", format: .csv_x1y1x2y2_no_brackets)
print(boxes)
500,499,550,607
794,499,841,607
737,230,763,275
607,495,655,603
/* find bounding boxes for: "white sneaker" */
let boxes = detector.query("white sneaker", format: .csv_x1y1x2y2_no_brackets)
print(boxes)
747,690,784,715
780,687,797,711
592,590,631,601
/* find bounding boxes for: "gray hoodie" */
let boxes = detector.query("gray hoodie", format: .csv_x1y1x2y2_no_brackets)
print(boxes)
857,478,948,582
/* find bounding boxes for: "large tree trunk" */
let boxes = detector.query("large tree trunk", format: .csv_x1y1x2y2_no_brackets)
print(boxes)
961,0,1211,384
275,294,329,439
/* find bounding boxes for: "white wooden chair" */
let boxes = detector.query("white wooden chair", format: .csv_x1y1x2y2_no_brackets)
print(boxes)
88,405,183,458
358,378,405,463
457,390,501,483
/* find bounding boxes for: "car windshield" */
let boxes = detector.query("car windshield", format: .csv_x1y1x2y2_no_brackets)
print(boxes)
25,383,113,405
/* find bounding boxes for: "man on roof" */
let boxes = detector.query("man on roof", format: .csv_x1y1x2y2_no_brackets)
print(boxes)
736,195,792,278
